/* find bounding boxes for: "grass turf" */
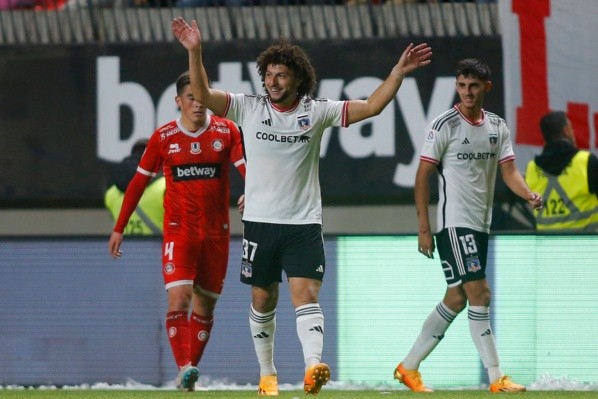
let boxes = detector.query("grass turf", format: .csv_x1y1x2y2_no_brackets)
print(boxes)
0,390,597,399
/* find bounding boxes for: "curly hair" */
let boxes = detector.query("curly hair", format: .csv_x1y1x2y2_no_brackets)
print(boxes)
256,39,317,98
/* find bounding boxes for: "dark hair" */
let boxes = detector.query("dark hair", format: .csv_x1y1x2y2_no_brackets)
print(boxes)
455,58,491,81
108,139,148,191
539,111,568,143
131,138,148,155
256,39,317,97
176,71,191,96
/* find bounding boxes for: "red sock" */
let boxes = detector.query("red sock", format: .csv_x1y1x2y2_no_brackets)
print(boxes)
165,311,191,369
189,312,214,366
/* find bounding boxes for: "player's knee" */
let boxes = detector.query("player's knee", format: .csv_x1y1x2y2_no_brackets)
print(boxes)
252,285,279,312
445,298,466,314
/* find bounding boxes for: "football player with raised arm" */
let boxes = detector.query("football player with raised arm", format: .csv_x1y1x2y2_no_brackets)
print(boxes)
172,16,432,396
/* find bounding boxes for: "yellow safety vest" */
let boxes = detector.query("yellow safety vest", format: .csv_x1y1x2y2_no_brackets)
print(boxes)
525,151,598,231
104,177,166,235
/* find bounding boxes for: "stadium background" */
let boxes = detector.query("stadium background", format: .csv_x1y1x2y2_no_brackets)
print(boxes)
0,0,597,390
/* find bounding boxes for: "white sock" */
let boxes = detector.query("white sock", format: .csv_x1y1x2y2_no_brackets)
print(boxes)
295,303,324,369
249,305,277,376
468,305,502,382
403,302,457,370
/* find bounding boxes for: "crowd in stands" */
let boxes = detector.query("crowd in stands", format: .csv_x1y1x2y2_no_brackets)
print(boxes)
0,0,494,11
0,0,65,10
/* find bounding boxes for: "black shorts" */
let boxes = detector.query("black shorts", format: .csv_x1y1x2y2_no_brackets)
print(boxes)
240,221,326,288
435,227,489,287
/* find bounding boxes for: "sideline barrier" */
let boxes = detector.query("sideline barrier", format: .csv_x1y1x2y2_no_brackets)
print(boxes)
0,234,596,388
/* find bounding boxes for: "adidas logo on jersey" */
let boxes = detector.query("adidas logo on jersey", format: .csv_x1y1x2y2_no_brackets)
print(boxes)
461,138,470,144
315,265,324,273
261,119,272,126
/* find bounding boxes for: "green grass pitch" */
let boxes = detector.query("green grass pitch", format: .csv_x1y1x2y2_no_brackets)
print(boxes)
1,390,597,399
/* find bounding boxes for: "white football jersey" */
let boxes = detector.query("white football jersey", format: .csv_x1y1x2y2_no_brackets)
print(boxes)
224,93,348,224
420,106,515,233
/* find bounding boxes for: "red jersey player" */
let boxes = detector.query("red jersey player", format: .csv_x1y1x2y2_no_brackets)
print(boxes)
108,71,246,391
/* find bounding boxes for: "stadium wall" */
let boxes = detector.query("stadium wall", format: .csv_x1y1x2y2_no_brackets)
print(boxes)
0,36,503,235
1,235,596,388
0,37,504,209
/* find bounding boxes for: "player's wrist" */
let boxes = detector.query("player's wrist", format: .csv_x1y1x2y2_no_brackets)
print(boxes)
390,65,405,79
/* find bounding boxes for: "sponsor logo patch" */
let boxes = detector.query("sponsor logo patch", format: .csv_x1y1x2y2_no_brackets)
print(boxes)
456,152,496,160
256,132,310,143
172,163,221,180
168,143,181,154
426,130,435,143
160,127,180,140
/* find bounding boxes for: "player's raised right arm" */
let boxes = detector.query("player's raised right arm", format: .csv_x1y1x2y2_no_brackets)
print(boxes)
172,17,228,117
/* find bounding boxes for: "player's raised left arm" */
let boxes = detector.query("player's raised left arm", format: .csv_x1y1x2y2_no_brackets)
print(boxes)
346,42,432,125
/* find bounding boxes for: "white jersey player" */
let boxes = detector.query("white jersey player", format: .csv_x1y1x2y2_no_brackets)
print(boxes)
225,93,347,225
172,16,432,396
420,106,515,233
394,58,543,393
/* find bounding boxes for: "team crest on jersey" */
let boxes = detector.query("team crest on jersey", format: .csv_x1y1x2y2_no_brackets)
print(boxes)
297,114,311,130
198,330,209,341
190,142,201,154
164,262,175,275
466,257,481,273
212,139,223,152
241,261,252,278
489,132,498,146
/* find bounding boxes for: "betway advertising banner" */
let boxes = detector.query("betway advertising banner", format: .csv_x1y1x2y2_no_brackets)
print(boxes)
0,37,502,207
499,0,598,166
